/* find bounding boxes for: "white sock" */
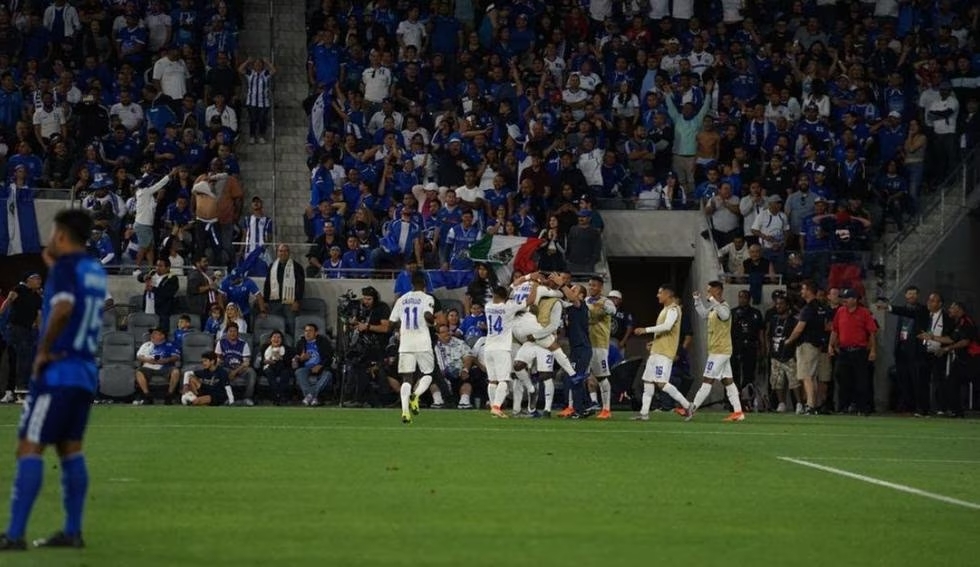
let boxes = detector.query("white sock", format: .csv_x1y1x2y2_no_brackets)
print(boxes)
460,393,471,406
431,389,445,405
413,375,432,398
725,383,743,413
493,382,509,408
487,382,497,407
640,382,655,415
589,391,599,404
599,378,612,411
512,380,524,413
567,390,573,406
661,383,691,409
400,382,412,414
552,348,576,376
543,378,555,412
516,369,534,394
692,383,712,410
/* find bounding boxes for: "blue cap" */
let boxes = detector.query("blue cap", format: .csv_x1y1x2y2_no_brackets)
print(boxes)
577,209,592,217
448,133,463,144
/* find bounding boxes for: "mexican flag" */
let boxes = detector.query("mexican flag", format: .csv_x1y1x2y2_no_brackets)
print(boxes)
468,235,541,282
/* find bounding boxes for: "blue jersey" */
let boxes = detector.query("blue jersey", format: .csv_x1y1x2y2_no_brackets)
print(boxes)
42,253,107,392
219,278,259,315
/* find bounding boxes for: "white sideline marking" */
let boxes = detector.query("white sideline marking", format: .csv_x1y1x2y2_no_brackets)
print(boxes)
789,457,980,465
108,478,137,483
778,457,980,511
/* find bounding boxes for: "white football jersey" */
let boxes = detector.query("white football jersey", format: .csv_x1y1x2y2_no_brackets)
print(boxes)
389,291,435,352
483,300,524,352
509,281,534,306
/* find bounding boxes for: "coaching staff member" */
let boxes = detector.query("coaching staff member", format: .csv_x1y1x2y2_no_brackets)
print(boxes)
829,289,878,415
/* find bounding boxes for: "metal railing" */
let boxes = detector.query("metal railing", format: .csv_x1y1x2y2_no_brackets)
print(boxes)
267,0,279,245
884,148,980,296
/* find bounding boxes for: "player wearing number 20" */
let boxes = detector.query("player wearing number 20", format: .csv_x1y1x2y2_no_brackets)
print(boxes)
1,210,107,551
687,281,745,422
388,271,437,424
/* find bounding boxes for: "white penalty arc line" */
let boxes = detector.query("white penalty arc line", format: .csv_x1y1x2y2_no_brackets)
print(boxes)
778,457,980,511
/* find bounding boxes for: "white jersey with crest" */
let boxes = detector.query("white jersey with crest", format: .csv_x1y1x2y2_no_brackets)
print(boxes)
509,281,535,307
483,300,524,352
389,290,435,352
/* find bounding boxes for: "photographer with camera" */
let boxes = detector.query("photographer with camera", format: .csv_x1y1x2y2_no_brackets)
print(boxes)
341,286,391,406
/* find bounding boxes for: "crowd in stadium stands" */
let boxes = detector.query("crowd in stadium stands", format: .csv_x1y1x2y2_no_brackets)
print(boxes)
301,0,978,295
0,0,260,273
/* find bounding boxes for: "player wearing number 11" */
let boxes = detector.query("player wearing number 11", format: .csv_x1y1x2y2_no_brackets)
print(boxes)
1,210,107,552
388,271,437,424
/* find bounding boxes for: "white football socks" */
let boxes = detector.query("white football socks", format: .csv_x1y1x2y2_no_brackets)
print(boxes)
661,383,690,409
487,382,497,408
413,375,432,398
552,349,576,376
640,382,655,415
692,382,712,410
599,378,612,411
493,381,509,408
725,383,743,413
400,382,412,414
543,378,555,412
512,380,525,413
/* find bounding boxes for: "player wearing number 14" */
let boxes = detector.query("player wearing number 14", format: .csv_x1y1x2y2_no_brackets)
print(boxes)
2,210,108,551
483,285,525,418
388,272,437,423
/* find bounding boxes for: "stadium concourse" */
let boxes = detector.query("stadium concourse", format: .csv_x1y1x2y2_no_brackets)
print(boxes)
0,1,978,417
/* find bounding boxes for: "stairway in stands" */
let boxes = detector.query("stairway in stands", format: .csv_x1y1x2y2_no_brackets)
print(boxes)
238,0,311,246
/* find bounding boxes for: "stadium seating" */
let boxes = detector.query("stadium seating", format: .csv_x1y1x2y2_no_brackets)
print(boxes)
180,332,216,370
100,331,137,368
99,365,137,399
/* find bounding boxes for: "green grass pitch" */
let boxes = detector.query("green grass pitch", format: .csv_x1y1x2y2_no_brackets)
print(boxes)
0,407,977,566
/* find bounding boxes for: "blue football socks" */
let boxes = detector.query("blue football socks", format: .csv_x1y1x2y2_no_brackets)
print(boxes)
61,454,89,537
6,455,44,540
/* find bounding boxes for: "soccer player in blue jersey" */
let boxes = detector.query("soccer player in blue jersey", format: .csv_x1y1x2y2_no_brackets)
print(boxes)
1,210,107,551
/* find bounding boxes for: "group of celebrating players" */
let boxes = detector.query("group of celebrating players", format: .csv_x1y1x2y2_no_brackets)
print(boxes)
390,268,745,424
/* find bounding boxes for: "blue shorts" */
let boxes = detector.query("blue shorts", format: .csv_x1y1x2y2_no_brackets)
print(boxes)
18,386,94,445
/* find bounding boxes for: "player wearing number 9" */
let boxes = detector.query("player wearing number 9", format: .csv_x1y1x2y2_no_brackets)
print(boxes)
2,209,107,551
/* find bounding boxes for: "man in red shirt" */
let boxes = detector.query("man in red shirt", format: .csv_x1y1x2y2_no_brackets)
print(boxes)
829,289,878,415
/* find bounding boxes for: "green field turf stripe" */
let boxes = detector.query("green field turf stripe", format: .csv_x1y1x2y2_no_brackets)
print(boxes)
778,457,980,510
2,421,976,441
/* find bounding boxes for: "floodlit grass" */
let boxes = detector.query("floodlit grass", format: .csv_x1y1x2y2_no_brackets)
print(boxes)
0,407,978,566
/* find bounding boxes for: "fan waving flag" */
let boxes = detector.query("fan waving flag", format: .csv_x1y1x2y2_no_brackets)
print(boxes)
468,235,541,283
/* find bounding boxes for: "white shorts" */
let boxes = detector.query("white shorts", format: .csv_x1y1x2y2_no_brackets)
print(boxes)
515,342,554,372
590,347,610,378
512,315,556,348
397,350,435,375
703,354,734,380
641,354,673,384
484,350,513,382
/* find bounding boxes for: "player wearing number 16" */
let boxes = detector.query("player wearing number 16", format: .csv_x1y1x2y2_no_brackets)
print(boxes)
388,271,437,424
1,210,108,551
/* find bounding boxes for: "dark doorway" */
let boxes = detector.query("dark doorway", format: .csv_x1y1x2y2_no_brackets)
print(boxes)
608,257,692,358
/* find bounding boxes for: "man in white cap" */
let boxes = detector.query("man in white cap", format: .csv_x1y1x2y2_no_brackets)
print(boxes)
608,290,633,351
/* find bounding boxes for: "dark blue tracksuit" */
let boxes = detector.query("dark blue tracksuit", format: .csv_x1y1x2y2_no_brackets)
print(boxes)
565,301,592,411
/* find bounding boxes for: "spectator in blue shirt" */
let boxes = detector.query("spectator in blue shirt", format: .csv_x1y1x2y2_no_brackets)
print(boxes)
134,327,182,405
